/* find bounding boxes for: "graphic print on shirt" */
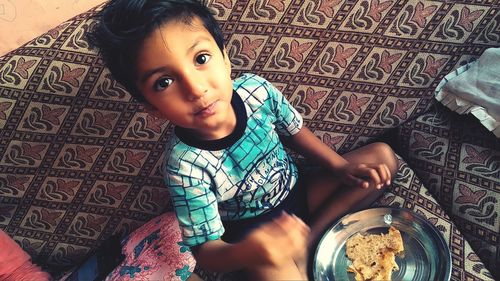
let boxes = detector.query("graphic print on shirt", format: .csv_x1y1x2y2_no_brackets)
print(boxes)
165,73,303,246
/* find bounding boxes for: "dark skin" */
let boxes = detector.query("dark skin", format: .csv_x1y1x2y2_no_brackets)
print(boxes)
193,128,398,280
283,128,399,243
134,16,399,281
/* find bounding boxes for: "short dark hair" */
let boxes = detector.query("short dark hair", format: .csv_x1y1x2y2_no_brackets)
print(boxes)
87,0,225,102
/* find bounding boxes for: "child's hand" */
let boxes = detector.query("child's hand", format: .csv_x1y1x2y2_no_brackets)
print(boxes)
240,212,310,267
338,163,392,189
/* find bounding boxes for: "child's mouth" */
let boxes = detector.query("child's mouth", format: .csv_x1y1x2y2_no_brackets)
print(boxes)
195,101,218,117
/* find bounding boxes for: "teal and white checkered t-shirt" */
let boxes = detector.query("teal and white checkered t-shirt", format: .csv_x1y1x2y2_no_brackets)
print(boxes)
164,73,303,246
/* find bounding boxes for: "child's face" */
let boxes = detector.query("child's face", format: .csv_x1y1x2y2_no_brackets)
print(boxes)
134,17,234,140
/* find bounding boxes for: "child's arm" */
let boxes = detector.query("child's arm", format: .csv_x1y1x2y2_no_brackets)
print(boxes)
192,212,309,272
0,230,52,281
283,126,392,189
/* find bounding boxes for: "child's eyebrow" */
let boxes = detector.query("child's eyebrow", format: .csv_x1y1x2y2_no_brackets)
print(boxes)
140,36,212,84
141,66,169,84
187,36,211,54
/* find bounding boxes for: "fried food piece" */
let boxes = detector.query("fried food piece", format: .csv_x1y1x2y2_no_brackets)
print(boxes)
345,226,404,281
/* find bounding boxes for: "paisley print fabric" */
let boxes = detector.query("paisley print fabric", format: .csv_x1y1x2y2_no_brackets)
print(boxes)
0,0,498,279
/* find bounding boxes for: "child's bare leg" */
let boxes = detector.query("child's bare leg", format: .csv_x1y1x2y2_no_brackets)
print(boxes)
246,257,306,281
290,143,397,276
306,142,398,243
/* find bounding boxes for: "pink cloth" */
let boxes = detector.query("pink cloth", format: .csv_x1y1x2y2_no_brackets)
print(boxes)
0,230,51,281
105,212,196,281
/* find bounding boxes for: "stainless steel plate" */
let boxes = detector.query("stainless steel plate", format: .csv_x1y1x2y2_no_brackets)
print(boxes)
312,207,451,281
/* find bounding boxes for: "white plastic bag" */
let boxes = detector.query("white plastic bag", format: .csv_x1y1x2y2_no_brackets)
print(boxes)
435,48,500,137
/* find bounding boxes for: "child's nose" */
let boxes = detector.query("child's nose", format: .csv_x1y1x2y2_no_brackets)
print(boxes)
181,73,207,100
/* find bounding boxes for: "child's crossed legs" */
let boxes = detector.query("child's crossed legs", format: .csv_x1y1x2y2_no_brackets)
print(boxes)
248,142,398,280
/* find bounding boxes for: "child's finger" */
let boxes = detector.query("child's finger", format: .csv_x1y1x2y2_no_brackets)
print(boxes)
272,213,309,251
278,212,309,235
291,214,310,234
273,212,302,232
357,166,381,188
384,164,391,185
379,164,391,186
364,163,392,189
289,214,309,251
372,164,388,188
273,211,291,225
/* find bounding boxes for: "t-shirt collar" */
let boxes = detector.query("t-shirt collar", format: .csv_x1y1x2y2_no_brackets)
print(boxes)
174,90,248,151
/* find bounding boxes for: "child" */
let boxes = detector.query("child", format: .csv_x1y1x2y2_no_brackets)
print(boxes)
89,0,398,279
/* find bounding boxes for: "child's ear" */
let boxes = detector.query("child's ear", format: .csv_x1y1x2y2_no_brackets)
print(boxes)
143,103,167,119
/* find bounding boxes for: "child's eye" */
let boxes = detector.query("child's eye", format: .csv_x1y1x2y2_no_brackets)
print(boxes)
195,54,211,65
154,77,173,91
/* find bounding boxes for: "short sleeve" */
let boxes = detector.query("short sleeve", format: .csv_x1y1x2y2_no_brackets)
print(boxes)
165,159,224,247
260,76,303,136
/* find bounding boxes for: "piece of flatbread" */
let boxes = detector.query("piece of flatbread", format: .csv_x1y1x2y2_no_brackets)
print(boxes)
345,226,404,281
